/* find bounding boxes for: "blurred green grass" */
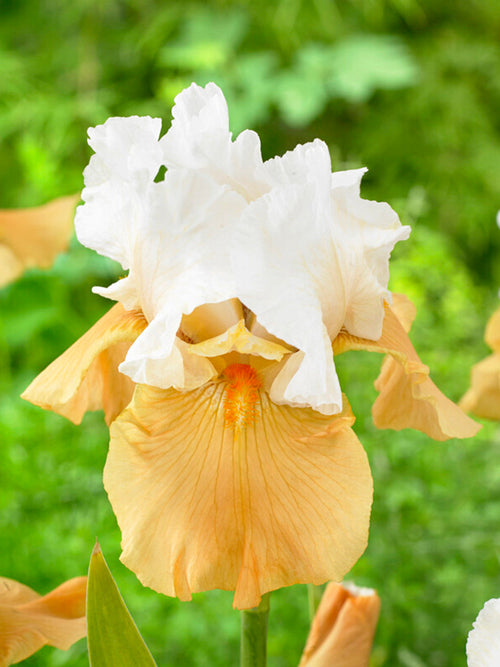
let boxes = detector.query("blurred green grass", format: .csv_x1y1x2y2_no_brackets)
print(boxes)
1,0,500,665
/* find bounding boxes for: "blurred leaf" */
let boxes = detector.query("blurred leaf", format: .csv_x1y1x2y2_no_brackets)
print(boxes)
87,542,157,667
276,72,329,127
276,36,417,126
0,47,31,98
328,34,419,102
217,52,279,132
160,7,248,70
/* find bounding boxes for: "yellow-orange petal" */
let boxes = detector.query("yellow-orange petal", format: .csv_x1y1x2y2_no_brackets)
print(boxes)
104,378,373,610
0,194,79,288
388,293,416,332
299,581,380,667
189,319,291,362
460,354,500,420
22,304,147,425
179,298,244,342
333,300,480,441
0,576,86,666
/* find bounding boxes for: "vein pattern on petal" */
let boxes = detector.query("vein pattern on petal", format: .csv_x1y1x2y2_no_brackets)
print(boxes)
22,304,147,424
333,297,480,440
105,379,373,609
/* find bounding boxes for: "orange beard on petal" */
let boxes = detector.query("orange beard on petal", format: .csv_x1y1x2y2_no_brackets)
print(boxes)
223,363,262,432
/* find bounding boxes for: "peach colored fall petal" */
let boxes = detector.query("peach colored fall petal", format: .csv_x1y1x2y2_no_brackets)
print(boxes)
300,581,380,667
0,194,79,287
460,354,500,420
22,303,147,425
387,292,417,332
104,368,373,610
333,298,480,440
0,576,86,666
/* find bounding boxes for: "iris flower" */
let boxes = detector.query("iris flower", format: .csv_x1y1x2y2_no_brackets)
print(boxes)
23,83,479,609
466,597,500,667
460,211,500,419
299,581,380,667
460,307,500,419
0,195,78,287
0,576,86,666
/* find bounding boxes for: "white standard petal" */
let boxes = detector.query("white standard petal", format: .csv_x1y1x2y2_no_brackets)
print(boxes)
118,169,246,389
232,141,409,413
233,180,345,415
261,138,332,193
331,168,410,339
75,180,147,269
467,598,500,667
161,82,268,200
86,115,163,183
93,275,140,310
76,116,165,270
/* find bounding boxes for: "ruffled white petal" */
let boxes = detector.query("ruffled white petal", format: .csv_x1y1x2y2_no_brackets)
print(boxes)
162,82,268,200
116,169,246,389
467,598,500,667
270,343,343,415
120,315,218,391
162,82,229,165
75,181,143,269
76,116,164,269
86,116,163,183
233,176,345,414
331,168,411,339
232,142,410,412
76,83,410,409
93,275,140,310
261,138,332,193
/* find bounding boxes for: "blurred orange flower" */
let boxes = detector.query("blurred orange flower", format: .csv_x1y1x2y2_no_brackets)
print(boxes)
0,576,86,666
23,83,479,610
300,581,380,667
461,308,500,419
0,194,79,287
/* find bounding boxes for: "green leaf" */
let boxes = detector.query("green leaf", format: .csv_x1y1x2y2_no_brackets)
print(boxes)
87,541,157,667
328,34,419,102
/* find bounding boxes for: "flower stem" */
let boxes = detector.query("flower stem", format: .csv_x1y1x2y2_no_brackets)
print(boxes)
307,584,324,624
240,593,271,667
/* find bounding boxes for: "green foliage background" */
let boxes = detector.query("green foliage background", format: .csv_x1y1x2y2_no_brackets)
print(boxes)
1,0,500,665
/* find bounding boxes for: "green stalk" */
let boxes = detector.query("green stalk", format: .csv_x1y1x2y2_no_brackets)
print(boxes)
307,584,324,624
240,593,271,667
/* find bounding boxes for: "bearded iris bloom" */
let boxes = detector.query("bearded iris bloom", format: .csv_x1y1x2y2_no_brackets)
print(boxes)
0,195,78,288
0,576,86,666
23,83,479,609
